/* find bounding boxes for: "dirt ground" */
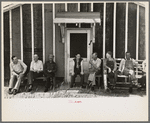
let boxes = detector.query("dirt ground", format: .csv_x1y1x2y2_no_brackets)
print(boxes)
3,82,146,99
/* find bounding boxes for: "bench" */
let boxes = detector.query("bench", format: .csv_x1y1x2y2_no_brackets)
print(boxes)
22,76,56,90
116,58,143,81
103,58,144,90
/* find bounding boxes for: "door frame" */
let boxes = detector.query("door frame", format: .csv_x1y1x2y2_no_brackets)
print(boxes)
64,28,93,83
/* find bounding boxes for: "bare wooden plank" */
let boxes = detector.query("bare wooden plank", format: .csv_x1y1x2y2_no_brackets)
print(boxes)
53,3,55,61
113,2,116,58
136,4,139,60
103,2,106,58
125,2,128,53
20,5,23,61
31,3,34,60
42,3,45,63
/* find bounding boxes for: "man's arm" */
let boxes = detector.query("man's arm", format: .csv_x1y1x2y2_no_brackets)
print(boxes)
20,60,27,74
118,59,124,73
80,60,84,74
113,60,117,72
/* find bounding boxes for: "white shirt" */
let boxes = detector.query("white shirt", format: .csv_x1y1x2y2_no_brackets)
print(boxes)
30,60,43,71
10,60,27,75
89,58,101,69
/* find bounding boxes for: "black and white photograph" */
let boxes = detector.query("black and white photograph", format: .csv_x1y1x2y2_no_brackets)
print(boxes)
1,1,149,121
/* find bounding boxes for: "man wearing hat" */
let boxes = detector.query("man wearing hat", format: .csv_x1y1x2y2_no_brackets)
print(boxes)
44,54,57,92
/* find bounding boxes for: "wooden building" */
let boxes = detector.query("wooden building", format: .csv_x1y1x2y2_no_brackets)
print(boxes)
3,2,146,83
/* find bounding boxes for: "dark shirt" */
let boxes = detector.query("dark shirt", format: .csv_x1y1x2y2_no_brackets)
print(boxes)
44,61,57,77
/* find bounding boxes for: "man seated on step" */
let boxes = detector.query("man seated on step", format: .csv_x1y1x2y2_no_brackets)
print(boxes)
87,52,101,91
70,54,84,88
44,54,57,92
118,51,141,93
27,54,43,92
8,56,27,95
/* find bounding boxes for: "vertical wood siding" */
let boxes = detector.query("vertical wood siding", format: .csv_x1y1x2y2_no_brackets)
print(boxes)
93,3,103,58
116,3,126,58
33,4,43,61
106,3,114,54
128,3,137,59
12,7,21,59
4,12,10,80
80,3,91,12
139,6,145,60
45,4,53,61
22,4,32,70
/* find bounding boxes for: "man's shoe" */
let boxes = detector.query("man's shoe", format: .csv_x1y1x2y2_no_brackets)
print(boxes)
44,88,48,92
27,85,32,92
91,86,94,91
13,89,17,95
8,88,13,94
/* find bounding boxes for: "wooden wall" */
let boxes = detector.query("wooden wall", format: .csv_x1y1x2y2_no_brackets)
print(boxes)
93,3,103,59
106,3,114,54
22,4,32,71
4,12,10,80
45,4,53,61
116,3,126,58
3,2,146,80
12,7,21,59
128,3,137,59
33,4,43,61
55,4,65,77
139,6,145,60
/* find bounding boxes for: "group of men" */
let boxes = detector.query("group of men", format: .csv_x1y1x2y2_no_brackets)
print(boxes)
8,51,146,95
8,54,56,95
70,52,146,92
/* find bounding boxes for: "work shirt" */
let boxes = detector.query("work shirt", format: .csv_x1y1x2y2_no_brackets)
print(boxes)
30,60,43,71
89,58,101,70
44,61,57,77
10,60,27,75
118,58,138,73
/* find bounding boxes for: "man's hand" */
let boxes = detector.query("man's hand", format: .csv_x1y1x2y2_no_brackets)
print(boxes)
19,72,24,76
80,72,84,75
48,70,52,73
33,70,37,72
117,70,121,75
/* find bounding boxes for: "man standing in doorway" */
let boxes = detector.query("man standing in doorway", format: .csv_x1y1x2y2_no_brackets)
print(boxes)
70,54,84,88
27,54,43,92
44,54,57,92
88,52,101,91
8,56,27,95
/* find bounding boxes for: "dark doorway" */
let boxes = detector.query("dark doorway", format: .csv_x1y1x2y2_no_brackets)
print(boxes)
70,33,87,58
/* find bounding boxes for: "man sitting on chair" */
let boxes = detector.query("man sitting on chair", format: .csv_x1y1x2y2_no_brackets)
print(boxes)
118,51,140,93
8,56,27,95
44,54,57,92
27,54,43,92
70,54,84,88
88,52,101,91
